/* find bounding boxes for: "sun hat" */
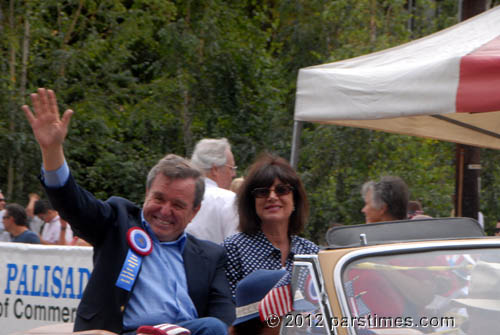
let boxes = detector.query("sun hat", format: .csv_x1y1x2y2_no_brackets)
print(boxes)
233,268,288,326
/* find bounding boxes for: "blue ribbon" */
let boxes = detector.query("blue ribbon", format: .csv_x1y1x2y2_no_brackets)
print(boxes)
116,249,142,291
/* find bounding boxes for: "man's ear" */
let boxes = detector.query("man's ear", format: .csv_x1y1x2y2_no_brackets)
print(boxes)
188,205,201,223
208,165,219,179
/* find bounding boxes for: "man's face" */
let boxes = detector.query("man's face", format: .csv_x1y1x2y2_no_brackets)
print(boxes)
0,192,5,210
215,149,236,190
143,174,200,242
37,210,56,223
361,189,387,224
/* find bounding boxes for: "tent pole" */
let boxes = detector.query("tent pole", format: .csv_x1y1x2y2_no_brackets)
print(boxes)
290,120,303,169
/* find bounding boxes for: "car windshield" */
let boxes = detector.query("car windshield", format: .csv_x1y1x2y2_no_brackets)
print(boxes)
341,247,500,334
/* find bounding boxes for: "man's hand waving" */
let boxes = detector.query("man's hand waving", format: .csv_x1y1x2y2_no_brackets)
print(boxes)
22,88,73,171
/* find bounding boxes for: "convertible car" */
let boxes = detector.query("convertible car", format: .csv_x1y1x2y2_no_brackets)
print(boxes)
282,217,498,335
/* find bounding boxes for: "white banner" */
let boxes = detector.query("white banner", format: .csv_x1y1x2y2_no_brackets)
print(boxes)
0,242,93,334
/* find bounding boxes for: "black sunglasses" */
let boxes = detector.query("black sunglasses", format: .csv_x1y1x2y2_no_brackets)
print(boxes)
494,228,500,233
251,184,294,198
0,198,5,202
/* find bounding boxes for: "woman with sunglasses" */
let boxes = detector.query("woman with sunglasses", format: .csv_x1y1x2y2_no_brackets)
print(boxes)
223,153,319,298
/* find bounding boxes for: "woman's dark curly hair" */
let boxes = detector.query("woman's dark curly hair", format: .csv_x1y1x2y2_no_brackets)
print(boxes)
237,153,309,235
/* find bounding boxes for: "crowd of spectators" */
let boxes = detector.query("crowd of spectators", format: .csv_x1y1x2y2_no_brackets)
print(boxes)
0,191,89,246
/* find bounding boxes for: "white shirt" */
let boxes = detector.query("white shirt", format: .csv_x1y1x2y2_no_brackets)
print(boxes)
185,178,239,244
41,215,73,244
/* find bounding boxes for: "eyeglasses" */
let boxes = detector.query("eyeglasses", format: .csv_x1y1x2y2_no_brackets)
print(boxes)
251,184,294,198
225,164,237,171
3,214,11,219
0,198,5,202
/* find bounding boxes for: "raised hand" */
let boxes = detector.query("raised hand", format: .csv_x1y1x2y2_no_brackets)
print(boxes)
22,88,73,149
22,88,73,170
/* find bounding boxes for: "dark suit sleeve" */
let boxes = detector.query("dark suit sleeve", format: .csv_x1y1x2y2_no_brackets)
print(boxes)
42,173,121,246
205,248,236,325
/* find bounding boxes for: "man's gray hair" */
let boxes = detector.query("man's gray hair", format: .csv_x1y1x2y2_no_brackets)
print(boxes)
146,154,205,208
190,138,231,172
361,176,409,220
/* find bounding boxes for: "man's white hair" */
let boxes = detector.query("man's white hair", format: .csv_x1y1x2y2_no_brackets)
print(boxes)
191,138,231,172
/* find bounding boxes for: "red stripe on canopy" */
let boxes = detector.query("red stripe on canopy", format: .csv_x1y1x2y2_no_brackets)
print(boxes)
456,35,500,113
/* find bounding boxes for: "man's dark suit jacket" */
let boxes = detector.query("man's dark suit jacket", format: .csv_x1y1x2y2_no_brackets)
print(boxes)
44,174,235,333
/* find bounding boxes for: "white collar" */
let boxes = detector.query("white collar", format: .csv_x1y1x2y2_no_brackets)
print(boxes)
205,177,219,188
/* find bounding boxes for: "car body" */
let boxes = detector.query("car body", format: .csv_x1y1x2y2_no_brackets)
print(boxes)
282,217,498,335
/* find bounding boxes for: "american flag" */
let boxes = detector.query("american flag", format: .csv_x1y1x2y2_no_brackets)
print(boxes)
259,271,293,321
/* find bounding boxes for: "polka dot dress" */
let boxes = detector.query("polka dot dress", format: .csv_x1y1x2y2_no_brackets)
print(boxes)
223,230,319,298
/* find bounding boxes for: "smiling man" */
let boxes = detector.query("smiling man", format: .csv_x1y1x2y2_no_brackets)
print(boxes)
22,88,234,335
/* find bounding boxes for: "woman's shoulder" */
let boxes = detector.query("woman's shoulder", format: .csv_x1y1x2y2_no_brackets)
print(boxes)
222,233,253,261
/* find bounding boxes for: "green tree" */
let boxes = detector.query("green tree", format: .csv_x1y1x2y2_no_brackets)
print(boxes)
2,0,499,243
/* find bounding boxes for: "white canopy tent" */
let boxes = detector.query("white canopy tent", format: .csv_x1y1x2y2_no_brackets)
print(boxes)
291,5,500,167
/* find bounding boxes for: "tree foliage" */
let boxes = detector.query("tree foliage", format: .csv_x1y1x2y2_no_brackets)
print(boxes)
1,0,500,242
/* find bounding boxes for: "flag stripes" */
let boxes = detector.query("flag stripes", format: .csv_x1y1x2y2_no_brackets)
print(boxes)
259,284,293,321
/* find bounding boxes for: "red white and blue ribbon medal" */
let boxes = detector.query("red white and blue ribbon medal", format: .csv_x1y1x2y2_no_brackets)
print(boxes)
116,227,153,291
127,227,153,256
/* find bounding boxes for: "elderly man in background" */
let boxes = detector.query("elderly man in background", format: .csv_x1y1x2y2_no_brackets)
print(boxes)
361,176,409,223
186,138,239,244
